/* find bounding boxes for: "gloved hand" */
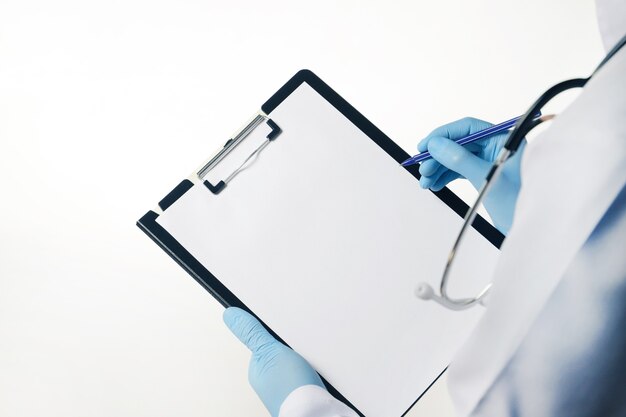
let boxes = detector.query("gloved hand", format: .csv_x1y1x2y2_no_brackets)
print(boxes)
223,307,325,417
417,117,526,234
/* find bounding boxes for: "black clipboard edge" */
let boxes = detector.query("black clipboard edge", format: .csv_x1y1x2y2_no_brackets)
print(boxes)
159,179,195,211
136,210,364,416
263,69,504,248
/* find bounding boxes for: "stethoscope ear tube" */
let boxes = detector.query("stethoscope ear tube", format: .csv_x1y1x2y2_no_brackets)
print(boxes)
504,78,588,153
503,33,626,154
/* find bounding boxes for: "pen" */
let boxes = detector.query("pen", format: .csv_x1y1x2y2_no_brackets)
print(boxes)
401,112,542,167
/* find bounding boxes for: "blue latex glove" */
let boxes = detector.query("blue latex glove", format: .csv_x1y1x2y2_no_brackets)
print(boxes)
417,117,526,234
223,307,325,417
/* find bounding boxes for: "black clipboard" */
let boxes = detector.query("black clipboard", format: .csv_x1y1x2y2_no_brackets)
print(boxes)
137,69,504,417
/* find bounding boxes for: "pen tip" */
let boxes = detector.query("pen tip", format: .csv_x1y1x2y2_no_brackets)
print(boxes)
401,159,413,167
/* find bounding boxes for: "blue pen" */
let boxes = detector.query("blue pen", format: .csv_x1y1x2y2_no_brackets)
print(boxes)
401,112,542,167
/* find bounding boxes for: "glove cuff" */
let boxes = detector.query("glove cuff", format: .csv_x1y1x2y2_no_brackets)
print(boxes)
278,385,358,417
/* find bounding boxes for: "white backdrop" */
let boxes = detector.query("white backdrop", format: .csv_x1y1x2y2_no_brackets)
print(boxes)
0,1,603,417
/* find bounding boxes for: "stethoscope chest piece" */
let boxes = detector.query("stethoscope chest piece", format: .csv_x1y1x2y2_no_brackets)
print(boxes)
415,282,490,311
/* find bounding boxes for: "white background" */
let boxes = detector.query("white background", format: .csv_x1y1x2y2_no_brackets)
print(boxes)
0,1,603,417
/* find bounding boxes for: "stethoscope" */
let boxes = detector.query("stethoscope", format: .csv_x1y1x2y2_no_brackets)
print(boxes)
415,34,626,311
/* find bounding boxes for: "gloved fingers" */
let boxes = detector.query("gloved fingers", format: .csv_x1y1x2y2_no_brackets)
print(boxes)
422,163,463,190
431,170,462,191
417,136,430,153
419,175,433,190
418,142,483,178
418,158,441,177
223,307,277,354
418,117,493,152
463,142,483,154
427,136,492,189
419,164,448,189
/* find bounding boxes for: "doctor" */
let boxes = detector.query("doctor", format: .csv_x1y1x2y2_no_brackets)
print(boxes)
223,1,626,416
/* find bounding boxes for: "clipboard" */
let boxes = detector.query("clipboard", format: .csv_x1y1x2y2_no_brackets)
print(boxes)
137,70,504,417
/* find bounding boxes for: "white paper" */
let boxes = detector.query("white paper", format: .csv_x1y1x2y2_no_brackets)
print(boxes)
156,83,499,417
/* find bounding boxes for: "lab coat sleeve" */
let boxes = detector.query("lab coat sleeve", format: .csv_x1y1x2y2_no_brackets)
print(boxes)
278,385,360,417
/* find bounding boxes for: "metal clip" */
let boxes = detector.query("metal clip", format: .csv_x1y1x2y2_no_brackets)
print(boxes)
197,114,282,194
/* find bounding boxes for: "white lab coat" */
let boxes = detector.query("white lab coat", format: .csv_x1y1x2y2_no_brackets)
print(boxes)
278,3,626,416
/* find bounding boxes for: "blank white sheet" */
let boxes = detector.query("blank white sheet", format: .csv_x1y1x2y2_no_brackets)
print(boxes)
156,83,499,417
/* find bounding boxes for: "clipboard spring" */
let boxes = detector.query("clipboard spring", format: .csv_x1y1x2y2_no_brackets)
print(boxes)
197,114,282,195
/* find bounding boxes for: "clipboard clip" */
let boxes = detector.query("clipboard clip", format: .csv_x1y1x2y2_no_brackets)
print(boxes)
197,114,282,194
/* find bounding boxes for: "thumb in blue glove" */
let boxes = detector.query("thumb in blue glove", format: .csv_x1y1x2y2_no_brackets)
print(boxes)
223,307,325,417
417,117,526,234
